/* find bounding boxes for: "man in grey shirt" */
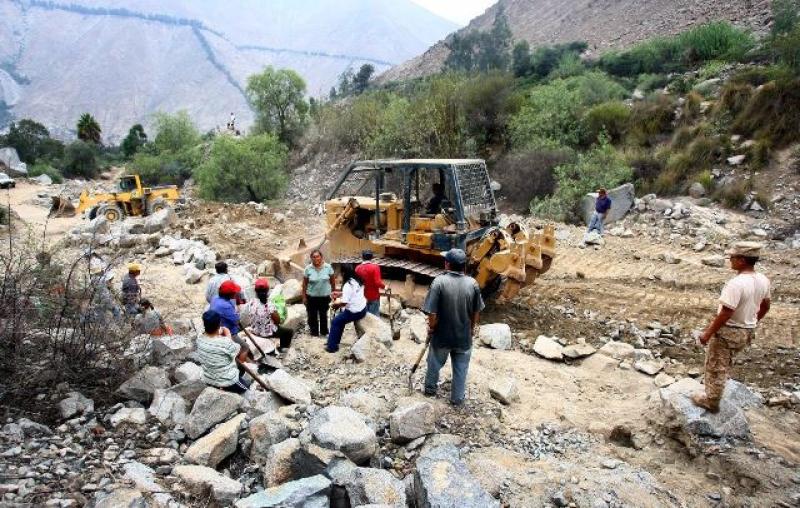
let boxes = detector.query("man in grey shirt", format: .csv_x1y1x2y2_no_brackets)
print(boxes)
422,248,485,406
206,261,232,304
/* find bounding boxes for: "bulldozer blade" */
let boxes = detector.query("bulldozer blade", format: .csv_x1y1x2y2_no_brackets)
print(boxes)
49,196,76,218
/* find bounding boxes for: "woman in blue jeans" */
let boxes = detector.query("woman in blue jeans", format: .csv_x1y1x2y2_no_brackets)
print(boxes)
326,264,367,353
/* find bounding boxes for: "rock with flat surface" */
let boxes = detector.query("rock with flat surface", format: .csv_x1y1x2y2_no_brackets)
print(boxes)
354,313,393,346
185,413,246,468
167,379,207,403
562,344,596,359
267,370,312,405
174,362,203,384
283,304,308,331
109,408,147,428
727,154,746,166
390,400,435,443
479,323,512,350
334,466,407,508
58,391,94,419
406,313,429,343
598,341,635,360
533,335,564,361
489,377,520,405
184,387,243,439
351,333,372,363
175,464,243,505
305,406,377,464
122,461,161,493
184,265,205,284
242,388,285,418
581,183,634,225
236,475,332,508
414,444,499,508
93,488,147,508
250,412,301,462
279,279,304,304
654,373,676,388
340,391,389,429
634,359,664,376
148,389,187,426
260,438,301,486
117,366,171,403
151,335,194,365
701,255,726,268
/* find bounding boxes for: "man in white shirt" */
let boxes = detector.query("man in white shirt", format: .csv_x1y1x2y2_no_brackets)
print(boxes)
693,242,771,413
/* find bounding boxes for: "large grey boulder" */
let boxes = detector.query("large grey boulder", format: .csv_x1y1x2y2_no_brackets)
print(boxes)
597,341,635,361
478,324,512,350
0,147,27,175
581,183,635,226
250,412,301,463
242,388,285,418
109,408,147,428
354,313,393,346
305,406,377,464
267,370,312,404
533,335,563,361
117,366,171,403
93,488,147,508
167,378,207,403
330,465,407,508
283,304,308,331
414,444,499,508
185,413,246,468
389,400,435,444
235,474,332,508
151,335,194,366
175,465,243,505
174,362,203,384
279,279,304,304
58,391,94,419
143,208,174,234
184,387,243,439
340,391,389,429
260,438,302,486
657,378,763,439
147,389,188,426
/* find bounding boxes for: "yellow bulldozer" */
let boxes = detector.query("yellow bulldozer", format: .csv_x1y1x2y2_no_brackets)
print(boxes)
279,159,556,306
49,174,180,222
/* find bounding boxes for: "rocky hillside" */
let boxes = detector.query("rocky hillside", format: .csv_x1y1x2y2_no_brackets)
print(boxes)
0,0,456,141
380,0,773,82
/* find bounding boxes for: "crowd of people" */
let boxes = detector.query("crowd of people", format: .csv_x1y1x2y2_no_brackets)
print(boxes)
114,236,770,411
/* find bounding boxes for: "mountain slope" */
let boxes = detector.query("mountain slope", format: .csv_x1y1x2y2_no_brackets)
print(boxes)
380,0,772,83
0,0,457,141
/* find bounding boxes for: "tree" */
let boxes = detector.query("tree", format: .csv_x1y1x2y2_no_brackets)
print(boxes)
77,113,102,144
512,41,532,77
62,141,98,178
2,119,54,164
152,111,200,153
337,69,355,96
121,124,148,158
444,8,512,72
246,67,309,146
195,134,288,203
353,64,375,94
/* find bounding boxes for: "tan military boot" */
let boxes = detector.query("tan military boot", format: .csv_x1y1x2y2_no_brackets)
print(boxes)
691,393,720,413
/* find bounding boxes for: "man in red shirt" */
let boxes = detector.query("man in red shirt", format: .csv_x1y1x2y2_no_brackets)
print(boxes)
355,250,384,316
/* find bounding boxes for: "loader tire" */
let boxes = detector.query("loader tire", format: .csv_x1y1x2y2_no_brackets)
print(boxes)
98,203,124,223
88,207,98,220
146,197,170,215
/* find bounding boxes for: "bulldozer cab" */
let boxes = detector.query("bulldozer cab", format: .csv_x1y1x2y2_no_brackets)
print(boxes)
118,175,141,195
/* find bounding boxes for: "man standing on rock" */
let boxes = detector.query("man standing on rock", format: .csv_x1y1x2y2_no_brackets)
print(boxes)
587,188,612,236
121,263,142,316
422,248,485,406
355,250,384,316
693,242,771,413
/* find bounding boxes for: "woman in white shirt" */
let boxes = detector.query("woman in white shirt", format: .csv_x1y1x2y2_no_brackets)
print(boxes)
326,264,367,353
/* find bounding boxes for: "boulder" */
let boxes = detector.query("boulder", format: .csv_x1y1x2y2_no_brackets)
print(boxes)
581,183,635,226
235,475,331,508
562,344,596,359
279,279,303,304
305,406,377,464
335,466,407,508
583,231,605,246
727,154,746,166
351,333,372,363
184,387,243,439
267,370,312,405
353,313,393,347
379,295,401,317
0,147,27,175
109,408,147,428
250,412,301,463
93,488,147,508
390,400,435,444
283,304,308,331
33,174,52,185
414,444,499,508
634,359,664,376
185,265,205,284
175,465,243,505
122,461,161,493
117,366,171,403
340,392,389,428
58,392,94,419
488,377,520,405
147,389,188,426
533,335,564,361
657,378,762,439
478,323,512,350
167,379,207,403
151,335,194,365
143,208,175,233
242,388,285,419
406,313,429,343
185,413,246,468
701,256,726,268
597,341,635,360
260,438,302,486
654,373,676,388
174,362,203,384
688,182,706,199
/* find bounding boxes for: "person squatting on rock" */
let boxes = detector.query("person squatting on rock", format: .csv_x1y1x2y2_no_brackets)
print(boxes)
355,250,384,316
692,242,771,413
209,280,244,344
196,309,251,394
121,262,142,316
242,278,293,356
302,249,336,338
135,299,172,336
326,264,368,353
422,248,485,406
587,188,612,236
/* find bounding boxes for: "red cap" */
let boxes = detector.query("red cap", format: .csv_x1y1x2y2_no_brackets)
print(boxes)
219,280,242,296
254,278,270,290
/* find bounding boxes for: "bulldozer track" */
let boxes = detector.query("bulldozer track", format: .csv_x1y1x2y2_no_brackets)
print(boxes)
333,256,446,279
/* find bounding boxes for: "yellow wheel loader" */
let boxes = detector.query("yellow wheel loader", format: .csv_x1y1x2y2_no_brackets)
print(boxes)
49,174,180,222
279,160,555,307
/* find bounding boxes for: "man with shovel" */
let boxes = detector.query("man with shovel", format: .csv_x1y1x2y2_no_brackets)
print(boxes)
421,248,484,407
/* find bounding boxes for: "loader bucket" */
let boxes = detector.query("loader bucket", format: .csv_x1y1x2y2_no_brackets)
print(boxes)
49,196,77,218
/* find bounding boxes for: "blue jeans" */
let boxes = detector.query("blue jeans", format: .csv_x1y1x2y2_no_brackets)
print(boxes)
587,211,605,235
327,308,367,351
365,300,380,316
424,345,472,404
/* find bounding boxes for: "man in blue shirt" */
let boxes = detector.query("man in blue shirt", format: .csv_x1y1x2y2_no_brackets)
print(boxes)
421,248,485,406
587,188,612,236
209,280,242,337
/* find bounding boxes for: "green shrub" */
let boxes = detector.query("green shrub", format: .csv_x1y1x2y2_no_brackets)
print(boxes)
678,22,755,64
679,90,703,125
28,162,63,183
715,82,754,118
599,37,682,76
698,60,728,80
195,134,287,203
695,169,715,191
152,111,201,153
548,53,585,79
748,139,772,169
583,101,631,144
626,95,675,146
652,167,683,195
732,78,800,147
729,65,794,86
714,178,751,208
625,147,665,183
531,138,632,222
132,148,200,186
637,73,669,92
62,141,98,179
669,75,696,95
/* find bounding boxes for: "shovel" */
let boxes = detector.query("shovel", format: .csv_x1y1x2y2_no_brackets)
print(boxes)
407,331,431,392
237,360,271,391
238,321,276,361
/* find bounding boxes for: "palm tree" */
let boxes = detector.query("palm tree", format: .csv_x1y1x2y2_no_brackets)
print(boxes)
77,113,102,144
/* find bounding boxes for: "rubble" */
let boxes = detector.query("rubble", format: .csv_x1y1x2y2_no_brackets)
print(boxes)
236,475,332,508
185,413,246,467
414,443,499,508
303,406,377,464
184,387,243,439
116,366,171,403
390,399,436,443
175,465,243,505
267,369,312,404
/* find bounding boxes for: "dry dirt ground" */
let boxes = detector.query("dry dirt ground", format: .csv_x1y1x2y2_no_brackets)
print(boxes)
4,180,800,507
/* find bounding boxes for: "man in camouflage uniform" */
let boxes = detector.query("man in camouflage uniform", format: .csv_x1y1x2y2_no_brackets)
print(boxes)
693,242,771,413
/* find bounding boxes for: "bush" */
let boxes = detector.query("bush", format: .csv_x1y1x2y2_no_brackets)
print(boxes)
729,66,794,86
679,90,703,125
152,111,201,153
494,147,574,211
637,73,669,92
132,149,199,187
626,95,675,146
678,22,755,64
583,101,631,144
459,72,520,148
732,78,800,147
531,138,632,222
698,60,728,80
695,169,715,191
748,139,772,169
548,53,585,79
195,134,288,203
625,148,665,182
715,82,754,118
714,178,751,208
62,141,98,178
28,163,63,183
599,37,682,76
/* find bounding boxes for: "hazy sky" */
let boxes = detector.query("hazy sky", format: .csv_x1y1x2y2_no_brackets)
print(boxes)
411,0,498,26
